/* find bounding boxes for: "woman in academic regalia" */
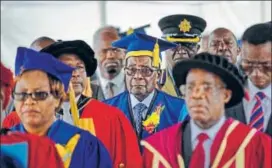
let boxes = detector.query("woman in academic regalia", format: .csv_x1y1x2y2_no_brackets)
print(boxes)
7,47,112,168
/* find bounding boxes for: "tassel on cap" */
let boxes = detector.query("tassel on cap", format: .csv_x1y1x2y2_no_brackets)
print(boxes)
82,77,93,97
152,39,160,68
68,83,80,126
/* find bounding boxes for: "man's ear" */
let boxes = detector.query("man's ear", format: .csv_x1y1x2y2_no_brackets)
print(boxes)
224,89,232,104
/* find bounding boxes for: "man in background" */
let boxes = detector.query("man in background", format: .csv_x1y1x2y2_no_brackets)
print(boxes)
226,22,271,137
92,26,126,100
30,36,56,51
208,27,240,64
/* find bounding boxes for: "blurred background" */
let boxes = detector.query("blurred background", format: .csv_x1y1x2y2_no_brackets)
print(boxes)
1,1,271,70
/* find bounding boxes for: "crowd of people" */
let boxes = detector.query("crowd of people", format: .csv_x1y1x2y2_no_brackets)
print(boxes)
0,13,271,168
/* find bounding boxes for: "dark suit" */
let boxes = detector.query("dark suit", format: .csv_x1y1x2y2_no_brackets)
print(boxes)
90,82,105,101
225,102,272,137
181,119,192,167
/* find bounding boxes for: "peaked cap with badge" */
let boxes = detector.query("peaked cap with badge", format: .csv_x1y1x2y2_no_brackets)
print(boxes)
158,14,207,44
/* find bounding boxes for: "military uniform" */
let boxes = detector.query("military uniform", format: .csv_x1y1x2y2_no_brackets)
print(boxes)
157,14,207,98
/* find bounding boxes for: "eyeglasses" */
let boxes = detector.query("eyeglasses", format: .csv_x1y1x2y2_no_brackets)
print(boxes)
124,67,157,77
12,91,52,101
241,60,272,73
185,83,226,95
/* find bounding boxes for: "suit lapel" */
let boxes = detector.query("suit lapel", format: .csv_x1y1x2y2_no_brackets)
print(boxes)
182,120,192,167
225,101,246,124
76,95,91,117
265,116,272,137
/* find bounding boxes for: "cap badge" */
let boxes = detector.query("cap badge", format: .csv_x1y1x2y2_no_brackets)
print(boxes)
179,19,191,33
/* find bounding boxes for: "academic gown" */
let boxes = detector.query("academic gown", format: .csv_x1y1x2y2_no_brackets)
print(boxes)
159,69,182,98
104,89,187,140
3,95,142,168
141,118,272,168
1,132,64,168
2,111,20,129
9,119,112,168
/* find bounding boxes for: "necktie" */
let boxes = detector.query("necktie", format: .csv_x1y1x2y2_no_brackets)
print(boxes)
189,133,209,168
249,92,265,132
106,82,115,98
133,103,147,134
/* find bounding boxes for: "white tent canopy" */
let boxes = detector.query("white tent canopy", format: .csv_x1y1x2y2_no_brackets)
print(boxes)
1,1,271,70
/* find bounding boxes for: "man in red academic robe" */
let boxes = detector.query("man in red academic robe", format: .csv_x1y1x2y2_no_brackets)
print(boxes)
0,62,64,168
141,53,271,168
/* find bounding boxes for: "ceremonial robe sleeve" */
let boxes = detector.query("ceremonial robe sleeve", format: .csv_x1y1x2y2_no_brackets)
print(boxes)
111,107,142,168
69,131,113,168
254,133,271,168
2,112,21,129
142,147,155,168
28,134,64,168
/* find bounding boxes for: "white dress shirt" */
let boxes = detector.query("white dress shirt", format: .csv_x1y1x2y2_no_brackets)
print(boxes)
61,95,80,126
97,69,125,99
191,116,226,168
243,80,271,130
130,90,155,119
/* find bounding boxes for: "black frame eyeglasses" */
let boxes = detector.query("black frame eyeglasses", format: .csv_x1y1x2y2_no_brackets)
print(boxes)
124,66,157,77
12,91,52,101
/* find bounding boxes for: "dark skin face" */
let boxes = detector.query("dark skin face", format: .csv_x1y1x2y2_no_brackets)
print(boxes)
165,43,200,70
241,41,271,89
208,28,240,64
94,30,125,80
58,54,87,97
184,69,232,129
125,56,159,102
14,70,60,135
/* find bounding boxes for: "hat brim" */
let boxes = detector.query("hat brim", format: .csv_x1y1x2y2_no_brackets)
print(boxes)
43,47,97,77
173,60,244,108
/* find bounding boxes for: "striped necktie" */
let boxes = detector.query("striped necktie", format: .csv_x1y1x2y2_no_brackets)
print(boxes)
133,103,147,134
249,92,266,132
106,82,115,98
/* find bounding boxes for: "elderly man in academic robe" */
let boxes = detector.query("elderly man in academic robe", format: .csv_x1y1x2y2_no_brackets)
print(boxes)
141,52,271,168
104,33,188,143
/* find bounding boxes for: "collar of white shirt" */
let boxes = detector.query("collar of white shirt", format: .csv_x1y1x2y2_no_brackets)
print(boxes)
191,116,226,143
62,95,81,110
130,90,155,109
98,68,125,90
247,80,271,100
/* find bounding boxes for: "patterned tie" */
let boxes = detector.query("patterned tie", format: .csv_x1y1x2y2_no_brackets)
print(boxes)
249,92,266,132
189,133,209,168
106,82,115,98
133,103,147,134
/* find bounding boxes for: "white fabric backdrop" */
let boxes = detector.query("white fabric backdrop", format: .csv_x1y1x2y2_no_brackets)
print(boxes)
1,1,271,71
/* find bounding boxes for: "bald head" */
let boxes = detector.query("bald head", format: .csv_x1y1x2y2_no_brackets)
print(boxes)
30,36,56,51
208,28,240,63
92,26,120,50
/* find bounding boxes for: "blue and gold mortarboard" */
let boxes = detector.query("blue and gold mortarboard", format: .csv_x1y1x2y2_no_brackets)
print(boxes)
15,47,75,92
112,32,177,68
119,24,151,38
